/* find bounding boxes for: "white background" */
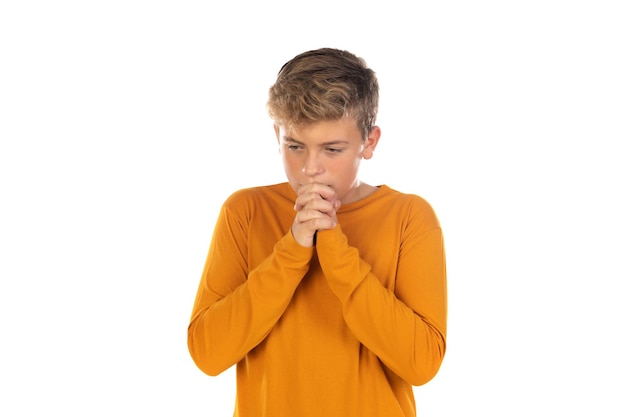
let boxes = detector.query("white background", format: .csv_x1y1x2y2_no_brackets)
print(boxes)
1,1,625,416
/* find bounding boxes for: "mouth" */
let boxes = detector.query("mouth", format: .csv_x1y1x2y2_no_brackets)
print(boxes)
300,180,332,186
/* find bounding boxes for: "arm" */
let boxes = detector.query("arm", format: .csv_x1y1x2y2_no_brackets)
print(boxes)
315,215,447,386
187,203,313,376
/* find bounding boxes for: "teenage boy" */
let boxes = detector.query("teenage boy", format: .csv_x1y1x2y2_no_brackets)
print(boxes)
188,47,447,417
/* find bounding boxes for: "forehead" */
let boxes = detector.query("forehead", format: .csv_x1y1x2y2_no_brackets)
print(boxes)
279,118,362,143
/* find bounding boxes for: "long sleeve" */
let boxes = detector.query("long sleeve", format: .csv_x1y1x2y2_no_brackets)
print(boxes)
187,184,446,417
315,201,447,386
188,199,313,376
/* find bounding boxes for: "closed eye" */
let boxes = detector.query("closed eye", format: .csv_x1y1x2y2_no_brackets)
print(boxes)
326,147,344,154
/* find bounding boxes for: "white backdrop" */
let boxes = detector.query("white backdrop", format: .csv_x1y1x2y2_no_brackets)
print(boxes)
1,1,625,416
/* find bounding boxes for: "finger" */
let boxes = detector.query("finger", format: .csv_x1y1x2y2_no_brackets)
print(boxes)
294,212,336,230
295,185,337,212
295,208,330,223
297,198,336,218
294,191,329,212
298,183,336,201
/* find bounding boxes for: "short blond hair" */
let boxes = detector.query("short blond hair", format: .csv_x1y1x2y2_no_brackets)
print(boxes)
267,48,379,139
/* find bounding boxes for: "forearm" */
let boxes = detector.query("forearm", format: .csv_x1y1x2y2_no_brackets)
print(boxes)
316,226,447,385
188,232,313,376
336,269,446,385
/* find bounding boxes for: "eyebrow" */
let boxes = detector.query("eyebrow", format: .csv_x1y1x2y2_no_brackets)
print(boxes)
283,136,350,146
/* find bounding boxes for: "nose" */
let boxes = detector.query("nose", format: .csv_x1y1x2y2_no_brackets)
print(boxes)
302,151,324,177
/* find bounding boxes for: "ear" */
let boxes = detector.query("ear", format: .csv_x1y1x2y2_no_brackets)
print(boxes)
362,126,381,160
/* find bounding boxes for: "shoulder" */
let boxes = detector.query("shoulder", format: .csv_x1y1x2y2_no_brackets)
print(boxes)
375,185,441,229
222,182,295,211
376,185,436,211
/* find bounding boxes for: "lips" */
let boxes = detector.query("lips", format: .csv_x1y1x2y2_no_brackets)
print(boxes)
299,182,333,188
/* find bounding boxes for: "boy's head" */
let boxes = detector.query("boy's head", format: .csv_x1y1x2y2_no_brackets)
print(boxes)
267,48,379,140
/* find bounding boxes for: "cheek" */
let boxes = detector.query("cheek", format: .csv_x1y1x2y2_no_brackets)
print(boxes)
334,156,360,174
281,154,300,173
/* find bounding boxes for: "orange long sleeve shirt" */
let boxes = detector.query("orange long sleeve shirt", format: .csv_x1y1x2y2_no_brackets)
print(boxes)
188,182,447,417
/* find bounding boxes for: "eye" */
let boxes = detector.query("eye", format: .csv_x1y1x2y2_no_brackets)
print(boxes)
326,147,343,154
287,144,303,151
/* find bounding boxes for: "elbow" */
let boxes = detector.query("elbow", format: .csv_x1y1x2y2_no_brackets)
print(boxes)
407,332,446,386
188,349,224,377
408,353,445,386
187,323,229,377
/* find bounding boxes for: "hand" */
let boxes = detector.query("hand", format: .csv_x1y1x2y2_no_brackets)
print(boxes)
291,183,341,247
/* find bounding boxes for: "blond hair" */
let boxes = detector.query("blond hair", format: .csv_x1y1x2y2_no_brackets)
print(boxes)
267,48,379,139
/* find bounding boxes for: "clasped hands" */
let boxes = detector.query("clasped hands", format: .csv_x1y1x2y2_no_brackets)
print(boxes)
292,183,341,247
